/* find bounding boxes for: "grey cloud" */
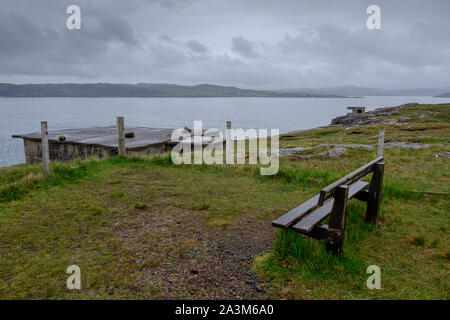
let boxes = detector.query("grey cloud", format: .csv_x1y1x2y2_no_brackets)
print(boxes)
159,35,208,54
231,36,259,58
0,0,449,89
186,40,208,53
279,22,450,68
91,16,138,45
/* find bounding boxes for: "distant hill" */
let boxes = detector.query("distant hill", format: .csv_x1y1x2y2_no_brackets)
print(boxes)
0,83,348,98
279,85,450,97
435,92,450,97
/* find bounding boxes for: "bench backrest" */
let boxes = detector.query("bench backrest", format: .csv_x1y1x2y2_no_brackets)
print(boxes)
318,156,383,205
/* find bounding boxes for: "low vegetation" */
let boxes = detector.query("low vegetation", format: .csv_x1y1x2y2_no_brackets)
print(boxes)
0,104,448,299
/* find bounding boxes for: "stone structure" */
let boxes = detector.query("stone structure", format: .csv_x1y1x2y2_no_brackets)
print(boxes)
347,106,365,114
331,103,419,126
13,125,217,165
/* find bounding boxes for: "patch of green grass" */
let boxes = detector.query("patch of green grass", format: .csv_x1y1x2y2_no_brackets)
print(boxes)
412,236,426,247
89,205,105,215
134,202,147,209
315,128,343,136
0,159,103,203
257,166,339,191
263,201,371,281
109,192,124,199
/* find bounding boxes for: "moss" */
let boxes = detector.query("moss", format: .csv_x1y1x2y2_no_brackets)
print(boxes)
134,202,147,209
89,206,104,215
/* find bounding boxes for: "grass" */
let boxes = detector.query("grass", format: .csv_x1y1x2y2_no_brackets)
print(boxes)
0,103,449,299
253,104,450,299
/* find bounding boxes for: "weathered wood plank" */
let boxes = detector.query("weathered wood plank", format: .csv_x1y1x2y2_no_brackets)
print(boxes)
326,185,349,254
117,117,126,157
365,162,384,224
292,181,368,233
272,194,320,228
318,156,383,205
292,202,333,233
41,121,50,177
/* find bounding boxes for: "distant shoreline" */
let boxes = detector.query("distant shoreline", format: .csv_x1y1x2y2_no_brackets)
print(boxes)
0,83,351,98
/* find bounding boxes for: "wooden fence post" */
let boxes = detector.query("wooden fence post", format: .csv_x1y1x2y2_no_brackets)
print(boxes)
117,116,126,157
377,128,385,157
365,162,385,224
326,185,349,254
41,121,51,177
226,120,232,164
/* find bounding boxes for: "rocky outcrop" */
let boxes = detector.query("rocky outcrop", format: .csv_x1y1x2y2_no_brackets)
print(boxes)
278,147,311,157
384,142,448,149
319,147,347,159
434,152,450,158
277,141,448,160
278,147,347,159
316,143,375,150
331,103,418,126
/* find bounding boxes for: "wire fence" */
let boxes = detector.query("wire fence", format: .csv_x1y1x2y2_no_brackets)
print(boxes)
0,138,26,167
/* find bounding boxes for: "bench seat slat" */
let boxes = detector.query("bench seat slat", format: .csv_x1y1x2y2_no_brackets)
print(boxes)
292,181,369,233
271,194,320,228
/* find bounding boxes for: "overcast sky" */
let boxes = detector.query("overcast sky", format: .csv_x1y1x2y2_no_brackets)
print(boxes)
0,0,449,89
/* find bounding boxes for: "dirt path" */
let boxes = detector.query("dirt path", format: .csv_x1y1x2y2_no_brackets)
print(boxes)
115,208,275,299
108,169,278,299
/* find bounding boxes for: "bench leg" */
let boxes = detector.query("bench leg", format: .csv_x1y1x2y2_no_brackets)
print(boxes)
365,162,384,224
326,185,349,255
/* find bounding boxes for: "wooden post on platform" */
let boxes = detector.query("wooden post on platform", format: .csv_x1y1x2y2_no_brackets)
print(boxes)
117,117,126,157
226,120,232,164
326,185,349,254
377,128,385,157
41,121,50,177
365,162,385,224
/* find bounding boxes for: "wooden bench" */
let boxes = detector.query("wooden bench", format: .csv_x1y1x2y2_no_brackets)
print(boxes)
272,156,385,254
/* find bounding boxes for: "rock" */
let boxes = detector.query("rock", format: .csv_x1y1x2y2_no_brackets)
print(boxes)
190,269,198,275
330,103,418,126
320,147,346,158
294,147,347,160
316,143,374,151
255,286,264,293
398,117,411,123
384,142,434,149
381,119,398,124
434,152,450,158
277,147,311,158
